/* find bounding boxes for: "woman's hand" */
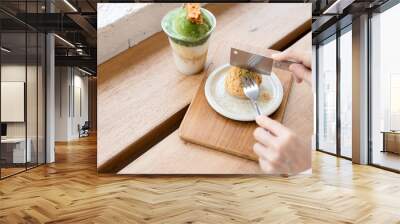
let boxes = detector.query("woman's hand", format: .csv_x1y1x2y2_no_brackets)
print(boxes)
272,50,312,86
253,115,311,175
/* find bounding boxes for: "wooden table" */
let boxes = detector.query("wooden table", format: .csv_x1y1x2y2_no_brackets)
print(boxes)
98,3,312,173
1,138,32,164
381,131,400,154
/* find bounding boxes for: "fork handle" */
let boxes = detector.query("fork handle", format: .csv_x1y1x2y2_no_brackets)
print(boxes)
251,100,261,116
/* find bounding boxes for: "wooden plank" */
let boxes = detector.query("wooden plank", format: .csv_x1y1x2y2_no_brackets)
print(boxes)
384,132,400,154
119,33,312,174
119,131,262,174
179,43,293,161
98,3,311,172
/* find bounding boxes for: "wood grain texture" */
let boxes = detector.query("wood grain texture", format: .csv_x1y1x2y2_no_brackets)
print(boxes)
2,135,400,223
384,132,400,154
180,43,293,161
97,3,311,172
119,33,312,174
120,130,263,174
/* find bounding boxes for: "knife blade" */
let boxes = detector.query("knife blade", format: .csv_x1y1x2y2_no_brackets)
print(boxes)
230,48,296,75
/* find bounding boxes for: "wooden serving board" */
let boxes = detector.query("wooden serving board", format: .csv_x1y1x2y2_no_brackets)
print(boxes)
179,42,293,161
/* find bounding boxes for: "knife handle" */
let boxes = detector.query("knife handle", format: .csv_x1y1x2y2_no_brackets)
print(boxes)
273,60,297,71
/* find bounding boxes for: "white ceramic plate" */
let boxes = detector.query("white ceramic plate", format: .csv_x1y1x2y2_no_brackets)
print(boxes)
205,63,283,121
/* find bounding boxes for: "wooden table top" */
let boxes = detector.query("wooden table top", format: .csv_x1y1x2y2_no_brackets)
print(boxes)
381,131,400,134
98,3,311,172
119,33,312,174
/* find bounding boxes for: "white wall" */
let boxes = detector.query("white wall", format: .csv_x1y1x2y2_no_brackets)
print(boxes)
1,65,34,138
54,67,89,141
1,63,46,164
1,65,26,130
1,82,25,122
74,74,89,123
55,67,69,141
71,74,89,138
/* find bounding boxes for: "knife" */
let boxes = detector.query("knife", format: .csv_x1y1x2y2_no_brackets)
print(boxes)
230,48,297,75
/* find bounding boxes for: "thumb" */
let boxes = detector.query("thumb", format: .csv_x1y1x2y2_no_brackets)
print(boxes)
289,64,311,85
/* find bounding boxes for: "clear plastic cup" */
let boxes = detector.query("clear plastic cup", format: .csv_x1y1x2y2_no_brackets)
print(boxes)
161,7,216,75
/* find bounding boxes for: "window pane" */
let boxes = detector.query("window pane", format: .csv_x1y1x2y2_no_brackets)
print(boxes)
38,33,45,165
0,0,46,179
26,0,39,169
340,28,352,158
318,36,337,154
1,30,27,177
371,3,400,171
27,31,38,169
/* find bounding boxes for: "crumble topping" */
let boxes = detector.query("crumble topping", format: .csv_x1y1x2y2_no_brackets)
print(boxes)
185,3,203,24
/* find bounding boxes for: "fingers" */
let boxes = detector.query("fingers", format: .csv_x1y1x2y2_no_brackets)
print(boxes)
253,143,286,168
253,127,277,148
253,142,279,161
292,73,303,83
253,143,268,160
255,115,287,136
271,50,311,68
253,132,291,174
271,51,291,62
271,50,312,86
289,64,312,85
258,158,275,173
253,114,312,175
258,158,289,174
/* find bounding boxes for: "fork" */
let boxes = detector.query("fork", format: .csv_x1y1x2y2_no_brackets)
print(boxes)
241,76,261,116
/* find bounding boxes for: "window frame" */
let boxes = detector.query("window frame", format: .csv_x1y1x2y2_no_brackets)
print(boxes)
315,0,400,173
315,23,352,160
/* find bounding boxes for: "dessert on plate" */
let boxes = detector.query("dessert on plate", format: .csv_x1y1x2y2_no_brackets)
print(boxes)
225,66,271,101
225,66,261,98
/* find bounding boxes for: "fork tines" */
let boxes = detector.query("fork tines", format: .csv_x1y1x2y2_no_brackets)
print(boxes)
241,76,256,88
